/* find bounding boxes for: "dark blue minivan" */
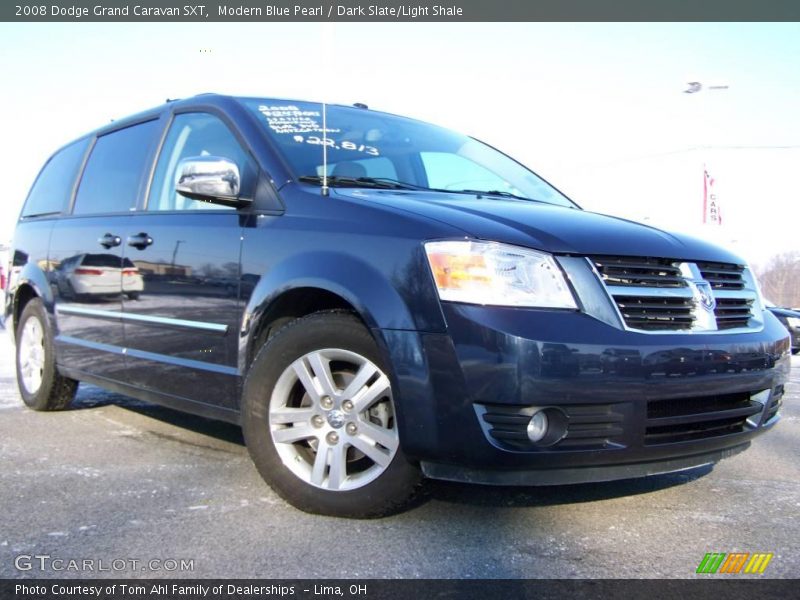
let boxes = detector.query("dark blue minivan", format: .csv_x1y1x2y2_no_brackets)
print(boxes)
7,94,791,516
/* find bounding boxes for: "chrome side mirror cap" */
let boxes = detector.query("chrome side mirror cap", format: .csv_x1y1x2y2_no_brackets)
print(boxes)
175,156,249,207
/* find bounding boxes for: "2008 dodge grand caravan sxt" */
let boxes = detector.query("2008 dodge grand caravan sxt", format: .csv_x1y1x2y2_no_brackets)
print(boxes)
7,94,791,517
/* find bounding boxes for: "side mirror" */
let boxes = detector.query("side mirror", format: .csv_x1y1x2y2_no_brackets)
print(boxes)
175,156,250,208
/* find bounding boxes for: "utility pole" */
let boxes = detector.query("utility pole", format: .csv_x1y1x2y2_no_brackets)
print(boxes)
171,240,186,273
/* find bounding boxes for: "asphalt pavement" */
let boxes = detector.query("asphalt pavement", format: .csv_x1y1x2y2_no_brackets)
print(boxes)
0,324,798,579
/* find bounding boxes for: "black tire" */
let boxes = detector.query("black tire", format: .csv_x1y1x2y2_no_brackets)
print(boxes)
242,311,422,518
15,298,78,411
126,292,140,300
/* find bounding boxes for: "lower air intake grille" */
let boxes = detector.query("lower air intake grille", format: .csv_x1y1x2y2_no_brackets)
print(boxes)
476,403,626,451
764,386,783,423
645,392,763,445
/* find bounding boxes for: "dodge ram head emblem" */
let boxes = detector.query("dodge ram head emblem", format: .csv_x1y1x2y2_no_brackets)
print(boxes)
693,281,717,311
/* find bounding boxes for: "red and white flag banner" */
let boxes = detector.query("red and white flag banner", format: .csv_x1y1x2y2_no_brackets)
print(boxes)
703,166,722,225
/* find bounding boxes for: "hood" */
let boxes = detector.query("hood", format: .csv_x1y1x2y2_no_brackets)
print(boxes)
334,189,744,264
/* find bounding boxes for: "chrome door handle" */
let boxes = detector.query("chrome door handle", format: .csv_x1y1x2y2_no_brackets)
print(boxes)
127,232,153,250
98,233,121,249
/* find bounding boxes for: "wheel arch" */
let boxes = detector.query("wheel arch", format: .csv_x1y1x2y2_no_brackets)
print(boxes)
243,286,360,370
240,250,423,374
11,270,53,340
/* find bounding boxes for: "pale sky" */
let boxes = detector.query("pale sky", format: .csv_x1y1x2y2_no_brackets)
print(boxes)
1,22,798,267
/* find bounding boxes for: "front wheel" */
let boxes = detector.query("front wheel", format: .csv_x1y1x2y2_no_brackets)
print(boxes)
242,312,421,518
15,298,78,411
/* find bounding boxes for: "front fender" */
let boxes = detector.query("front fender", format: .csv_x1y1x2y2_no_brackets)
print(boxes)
239,247,446,368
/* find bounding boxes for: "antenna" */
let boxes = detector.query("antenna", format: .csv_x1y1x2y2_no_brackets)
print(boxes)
322,101,329,197
319,22,334,198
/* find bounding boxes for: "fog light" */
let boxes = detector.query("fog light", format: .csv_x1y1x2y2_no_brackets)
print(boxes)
526,410,549,443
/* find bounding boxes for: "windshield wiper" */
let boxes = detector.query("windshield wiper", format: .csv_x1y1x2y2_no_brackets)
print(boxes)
450,189,543,203
298,175,425,191
366,177,431,190
299,176,542,202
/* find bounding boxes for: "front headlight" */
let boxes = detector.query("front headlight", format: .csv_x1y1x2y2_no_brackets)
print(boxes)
424,240,577,308
786,316,800,329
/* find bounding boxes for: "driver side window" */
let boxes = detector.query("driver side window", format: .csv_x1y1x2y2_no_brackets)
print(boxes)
148,113,250,211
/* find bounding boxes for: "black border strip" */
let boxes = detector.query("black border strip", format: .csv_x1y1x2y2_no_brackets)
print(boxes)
4,1,800,22
2,579,799,600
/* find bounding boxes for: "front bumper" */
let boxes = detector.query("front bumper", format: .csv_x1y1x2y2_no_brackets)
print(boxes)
379,304,791,484
421,443,749,486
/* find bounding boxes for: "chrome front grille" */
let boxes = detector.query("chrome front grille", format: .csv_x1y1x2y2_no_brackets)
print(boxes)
590,255,686,288
714,298,755,330
696,261,746,290
614,295,696,331
589,256,762,333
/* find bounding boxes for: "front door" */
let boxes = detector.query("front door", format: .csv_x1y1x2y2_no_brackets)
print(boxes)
120,112,253,409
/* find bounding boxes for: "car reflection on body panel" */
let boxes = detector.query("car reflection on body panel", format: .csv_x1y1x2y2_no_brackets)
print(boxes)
54,253,144,300
601,348,642,376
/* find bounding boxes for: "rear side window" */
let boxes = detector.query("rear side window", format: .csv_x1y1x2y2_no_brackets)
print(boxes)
73,120,160,215
22,139,89,218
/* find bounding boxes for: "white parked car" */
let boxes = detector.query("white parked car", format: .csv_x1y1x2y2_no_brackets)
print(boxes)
54,253,144,300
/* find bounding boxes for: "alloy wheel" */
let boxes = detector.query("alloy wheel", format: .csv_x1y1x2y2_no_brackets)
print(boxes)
19,317,45,394
269,348,399,491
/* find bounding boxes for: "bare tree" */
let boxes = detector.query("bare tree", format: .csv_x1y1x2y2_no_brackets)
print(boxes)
755,252,800,308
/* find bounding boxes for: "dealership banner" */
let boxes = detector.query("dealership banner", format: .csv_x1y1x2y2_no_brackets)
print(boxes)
4,0,800,22
703,165,723,226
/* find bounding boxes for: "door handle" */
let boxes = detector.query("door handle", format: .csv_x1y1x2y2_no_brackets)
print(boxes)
127,232,154,250
98,233,121,249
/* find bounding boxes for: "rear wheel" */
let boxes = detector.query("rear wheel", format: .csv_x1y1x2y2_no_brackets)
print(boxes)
15,298,78,411
242,312,421,517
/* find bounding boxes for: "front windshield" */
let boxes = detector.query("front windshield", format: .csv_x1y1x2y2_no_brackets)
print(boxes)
240,99,577,208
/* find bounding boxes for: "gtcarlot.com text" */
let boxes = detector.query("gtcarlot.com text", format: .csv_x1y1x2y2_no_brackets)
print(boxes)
14,554,194,573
